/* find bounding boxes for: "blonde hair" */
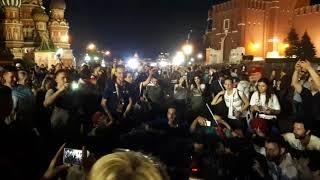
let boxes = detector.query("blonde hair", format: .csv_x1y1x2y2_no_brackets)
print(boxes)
89,151,166,180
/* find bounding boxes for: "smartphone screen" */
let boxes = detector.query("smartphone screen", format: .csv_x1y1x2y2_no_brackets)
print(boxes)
63,148,83,165
205,120,211,127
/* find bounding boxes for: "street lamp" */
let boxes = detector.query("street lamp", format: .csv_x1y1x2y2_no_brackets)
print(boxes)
127,58,139,70
172,51,185,66
197,53,203,59
105,51,111,56
182,44,193,55
87,43,96,50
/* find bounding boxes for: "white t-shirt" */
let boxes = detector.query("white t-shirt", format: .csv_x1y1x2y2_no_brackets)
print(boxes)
237,80,250,98
283,133,320,151
250,91,281,119
224,88,245,119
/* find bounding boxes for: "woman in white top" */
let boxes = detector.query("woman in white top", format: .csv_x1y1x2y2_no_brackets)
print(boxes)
250,78,281,134
211,77,250,131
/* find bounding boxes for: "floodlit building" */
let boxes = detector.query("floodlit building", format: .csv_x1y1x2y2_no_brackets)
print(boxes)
0,0,74,67
204,0,320,64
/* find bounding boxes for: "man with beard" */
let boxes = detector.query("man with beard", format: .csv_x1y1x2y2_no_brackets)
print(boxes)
265,137,298,180
283,120,320,151
292,60,320,136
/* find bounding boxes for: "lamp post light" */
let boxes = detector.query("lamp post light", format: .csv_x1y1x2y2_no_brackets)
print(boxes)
87,43,96,51
182,44,193,56
172,51,185,66
127,57,139,70
182,44,193,65
105,51,111,56
197,53,203,59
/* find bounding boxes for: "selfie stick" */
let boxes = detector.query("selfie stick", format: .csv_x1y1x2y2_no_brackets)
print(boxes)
206,103,219,127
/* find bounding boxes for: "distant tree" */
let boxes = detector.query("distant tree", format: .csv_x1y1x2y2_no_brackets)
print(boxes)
285,28,300,58
298,31,316,60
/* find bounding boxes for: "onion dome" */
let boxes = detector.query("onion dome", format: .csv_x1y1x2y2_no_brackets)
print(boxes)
50,0,66,10
0,0,21,7
32,7,49,22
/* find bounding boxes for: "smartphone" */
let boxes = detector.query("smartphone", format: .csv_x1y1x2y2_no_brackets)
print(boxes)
205,120,211,127
63,148,89,166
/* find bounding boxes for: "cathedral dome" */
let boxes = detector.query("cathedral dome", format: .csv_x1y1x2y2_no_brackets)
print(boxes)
32,7,49,22
0,0,21,7
50,0,66,10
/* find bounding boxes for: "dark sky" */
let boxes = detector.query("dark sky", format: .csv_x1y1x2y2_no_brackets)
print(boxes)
45,0,319,58
47,0,220,58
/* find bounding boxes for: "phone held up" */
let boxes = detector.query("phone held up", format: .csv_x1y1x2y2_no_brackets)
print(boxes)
205,120,211,127
63,148,90,166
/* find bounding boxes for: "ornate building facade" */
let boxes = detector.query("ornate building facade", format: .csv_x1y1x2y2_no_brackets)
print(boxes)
204,0,320,64
0,0,74,67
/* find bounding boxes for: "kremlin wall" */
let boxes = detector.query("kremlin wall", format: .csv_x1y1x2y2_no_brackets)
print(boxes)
204,0,320,64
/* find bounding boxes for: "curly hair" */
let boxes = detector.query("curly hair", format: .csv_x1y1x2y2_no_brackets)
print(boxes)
89,151,169,180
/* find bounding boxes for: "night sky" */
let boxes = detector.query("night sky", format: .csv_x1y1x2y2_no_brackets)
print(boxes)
46,0,320,58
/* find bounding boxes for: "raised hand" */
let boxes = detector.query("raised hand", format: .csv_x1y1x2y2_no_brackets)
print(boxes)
42,144,70,180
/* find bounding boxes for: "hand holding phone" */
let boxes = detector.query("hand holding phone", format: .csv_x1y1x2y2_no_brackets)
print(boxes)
205,120,211,127
42,144,70,179
63,148,90,166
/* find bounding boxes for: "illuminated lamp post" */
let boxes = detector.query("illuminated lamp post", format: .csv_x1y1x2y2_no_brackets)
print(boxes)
87,43,96,51
197,53,203,59
182,44,193,66
172,51,185,66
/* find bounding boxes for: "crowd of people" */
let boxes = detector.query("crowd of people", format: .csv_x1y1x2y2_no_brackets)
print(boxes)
0,59,320,180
